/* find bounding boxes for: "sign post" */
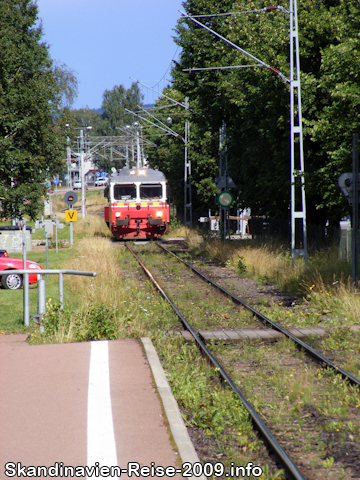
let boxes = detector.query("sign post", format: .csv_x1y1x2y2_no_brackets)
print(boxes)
352,134,359,288
338,134,359,287
216,190,234,241
63,191,78,246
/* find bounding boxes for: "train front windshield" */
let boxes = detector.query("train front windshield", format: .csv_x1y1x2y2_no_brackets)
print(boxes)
114,184,136,201
140,183,162,200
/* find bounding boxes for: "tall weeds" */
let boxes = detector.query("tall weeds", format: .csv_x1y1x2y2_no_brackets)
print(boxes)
184,230,359,324
40,221,178,343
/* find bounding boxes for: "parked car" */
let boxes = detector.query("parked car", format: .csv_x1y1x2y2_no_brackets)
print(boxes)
0,253,43,290
95,177,108,187
73,180,88,191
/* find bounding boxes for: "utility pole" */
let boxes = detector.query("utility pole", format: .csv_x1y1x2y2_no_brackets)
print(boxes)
219,122,228,240
135,123,142,168
352,133,359,287
184,97,192,226
129,79,192,226
80,129,86,218
181,1,308,267
67,137,72,188
290,0,307,268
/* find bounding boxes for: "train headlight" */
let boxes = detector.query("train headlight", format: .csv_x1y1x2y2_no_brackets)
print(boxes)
156,211,163,218
115,212,121,217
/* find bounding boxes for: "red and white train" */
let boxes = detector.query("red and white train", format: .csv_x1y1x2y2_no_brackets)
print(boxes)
104,167,170,240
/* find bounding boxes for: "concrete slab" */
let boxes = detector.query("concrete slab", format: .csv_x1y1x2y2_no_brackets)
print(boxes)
195,326,332,345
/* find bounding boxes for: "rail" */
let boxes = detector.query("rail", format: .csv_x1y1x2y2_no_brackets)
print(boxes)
6,269,97,327
125,243,305,480
157,243,360,388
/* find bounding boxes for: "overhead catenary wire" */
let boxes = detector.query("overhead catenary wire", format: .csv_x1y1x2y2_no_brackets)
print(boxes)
183,64,262,72
151,45,180,90
179,10,290,83
182,6,290,18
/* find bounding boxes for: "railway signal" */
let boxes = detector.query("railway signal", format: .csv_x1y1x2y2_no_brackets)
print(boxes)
338,173,360,206
63,191,78,209
63,191,78,245
216,191,234,208
338,134,359,288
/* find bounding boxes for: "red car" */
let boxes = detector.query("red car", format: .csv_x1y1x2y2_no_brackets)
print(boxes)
0,251,43,290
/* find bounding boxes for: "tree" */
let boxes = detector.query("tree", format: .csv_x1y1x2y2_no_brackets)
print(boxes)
168,0,360,225
99,82,144,135
145,87,220,217
70,83,144,172
0,0,78,220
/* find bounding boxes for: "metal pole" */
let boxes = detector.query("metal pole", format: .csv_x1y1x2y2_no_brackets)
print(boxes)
184,97,192,226
219,122,227,241
70,221,73,246
45,231,49,279
55,219,58,253
59,272,64,309
37,273,46,333
290,0,307,268
80,129,86,218
22,223,30,326
352,133,359,287
67,137,72,188
136,125,141,168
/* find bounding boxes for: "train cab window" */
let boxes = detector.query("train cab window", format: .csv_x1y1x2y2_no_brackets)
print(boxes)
114,184,136,201
140,183,162,200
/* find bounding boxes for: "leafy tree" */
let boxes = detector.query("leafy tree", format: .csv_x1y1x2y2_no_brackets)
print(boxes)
0,0,78,220
168,0,360,225
99,82,144,135
146,87,220,217
72,108,103,133
71,83,144,172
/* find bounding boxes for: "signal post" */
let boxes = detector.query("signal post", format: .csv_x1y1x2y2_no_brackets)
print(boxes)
64,192,78,246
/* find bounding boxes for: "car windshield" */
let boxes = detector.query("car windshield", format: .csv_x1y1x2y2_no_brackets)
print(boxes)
114,184,136,200
140,183,162,200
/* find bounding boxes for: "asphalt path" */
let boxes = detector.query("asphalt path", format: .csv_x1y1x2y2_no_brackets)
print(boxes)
0,337,182,479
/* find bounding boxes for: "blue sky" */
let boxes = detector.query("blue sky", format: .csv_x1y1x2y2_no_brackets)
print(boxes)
36,0,184,110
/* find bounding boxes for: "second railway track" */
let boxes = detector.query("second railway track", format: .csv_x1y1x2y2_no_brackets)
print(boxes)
124,240,360,480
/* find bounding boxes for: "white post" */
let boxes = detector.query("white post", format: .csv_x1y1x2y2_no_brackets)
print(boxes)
70,221,73,246
184,97,192,226
22,223,30,326
290,0,307,268
59,272,64,309
37,273,46,333
80,129,86,218
55,219,58,253
135,124,141,168
67,137,72,188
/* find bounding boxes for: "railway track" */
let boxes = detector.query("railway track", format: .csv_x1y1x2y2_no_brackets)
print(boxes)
125,241,360,480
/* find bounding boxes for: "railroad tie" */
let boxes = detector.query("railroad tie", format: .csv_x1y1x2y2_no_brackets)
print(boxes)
181,327,329,344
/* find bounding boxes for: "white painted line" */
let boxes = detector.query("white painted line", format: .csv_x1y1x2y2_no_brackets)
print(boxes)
87,341,118,476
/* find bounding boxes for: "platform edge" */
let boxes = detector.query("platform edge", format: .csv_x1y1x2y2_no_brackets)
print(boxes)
141,337,205,480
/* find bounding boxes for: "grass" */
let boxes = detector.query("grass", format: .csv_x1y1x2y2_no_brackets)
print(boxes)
182,230,360,327
0,248,74,333
27,236,180,344
2,212,359,478
153,332,285,479
210,338,360,478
